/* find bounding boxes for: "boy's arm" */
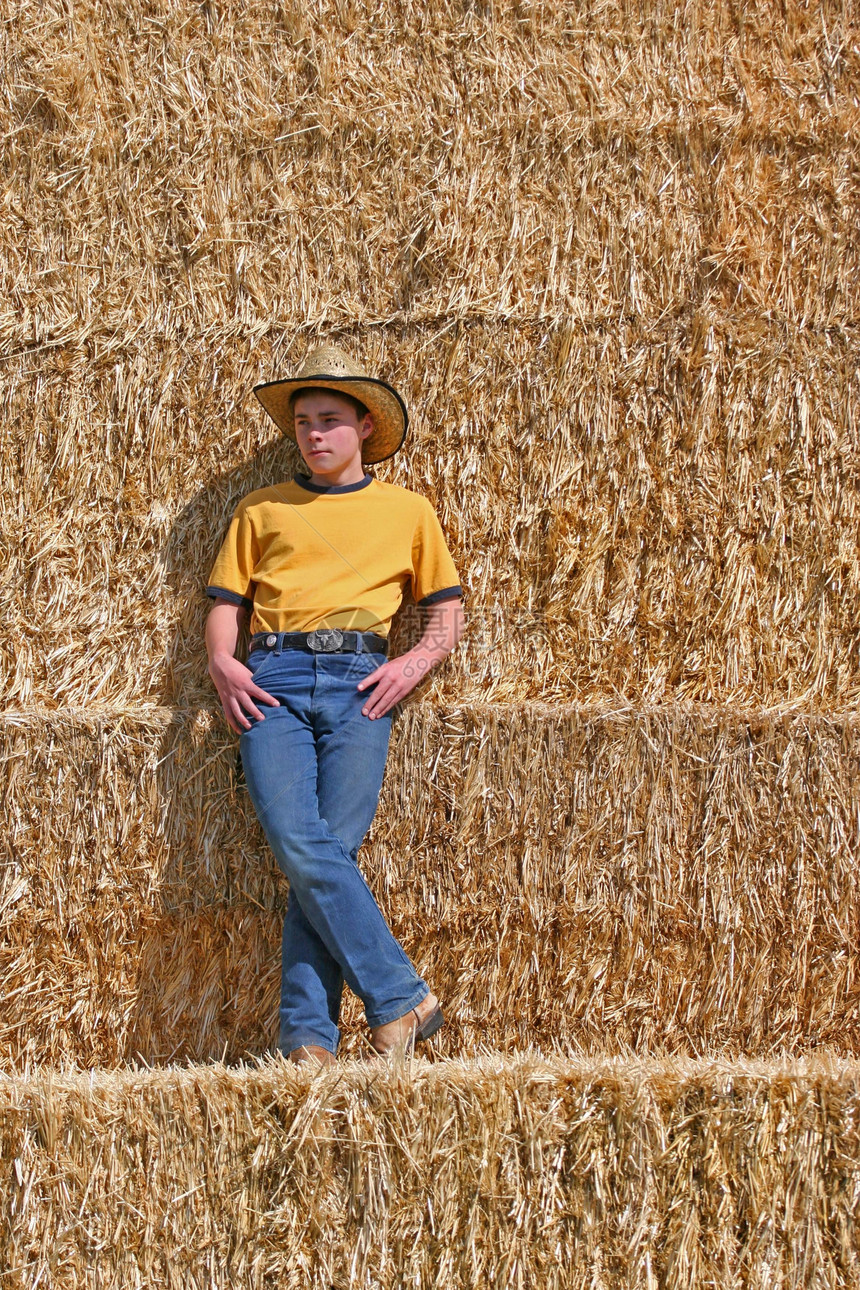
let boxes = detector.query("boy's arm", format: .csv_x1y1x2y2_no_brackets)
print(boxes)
410,597,466,670
206,598,244,661
206,599,279,733
357,597,465,720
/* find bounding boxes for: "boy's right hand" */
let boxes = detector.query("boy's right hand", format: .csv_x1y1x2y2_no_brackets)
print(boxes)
208,653,279,734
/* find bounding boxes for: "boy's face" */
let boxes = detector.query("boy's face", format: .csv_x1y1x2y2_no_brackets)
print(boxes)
293,389,373,481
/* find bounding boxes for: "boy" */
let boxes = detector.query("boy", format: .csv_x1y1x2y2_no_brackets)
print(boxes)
205,345,464,1065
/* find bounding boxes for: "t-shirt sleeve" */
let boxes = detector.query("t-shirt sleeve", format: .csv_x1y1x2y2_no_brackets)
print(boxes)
205,501,258,611
410,499,462,607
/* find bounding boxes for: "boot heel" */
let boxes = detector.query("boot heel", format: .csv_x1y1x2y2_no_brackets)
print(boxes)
414,1004,444,1042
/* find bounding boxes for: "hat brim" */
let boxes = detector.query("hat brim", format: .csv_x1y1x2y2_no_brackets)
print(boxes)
253,375,408,465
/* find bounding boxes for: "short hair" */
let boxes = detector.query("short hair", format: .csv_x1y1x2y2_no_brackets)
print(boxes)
290,387,370,422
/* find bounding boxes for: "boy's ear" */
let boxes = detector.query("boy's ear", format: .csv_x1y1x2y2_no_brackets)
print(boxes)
359,413,374,441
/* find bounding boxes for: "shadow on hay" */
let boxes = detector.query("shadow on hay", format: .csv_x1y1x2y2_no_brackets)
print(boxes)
127,434,429,1066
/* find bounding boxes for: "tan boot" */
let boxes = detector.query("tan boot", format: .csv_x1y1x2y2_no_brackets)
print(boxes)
287,1044,336,1068
369,993,444,1057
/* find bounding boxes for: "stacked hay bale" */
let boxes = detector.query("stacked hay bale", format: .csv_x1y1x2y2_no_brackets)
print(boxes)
3,1056,860,1287
1,0,858,1283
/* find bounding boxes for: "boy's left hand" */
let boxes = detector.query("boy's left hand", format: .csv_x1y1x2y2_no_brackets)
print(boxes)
357,650,435,718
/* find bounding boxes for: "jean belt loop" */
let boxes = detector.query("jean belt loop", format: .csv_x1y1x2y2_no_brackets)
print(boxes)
356,633,364,655
274,633,283,656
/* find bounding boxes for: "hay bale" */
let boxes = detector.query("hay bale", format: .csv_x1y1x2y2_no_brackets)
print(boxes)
1,0,857,708
1,1,859,1272
3,321,859,710
0,1054,858,1287
2,0,856,337
2,704,857,1065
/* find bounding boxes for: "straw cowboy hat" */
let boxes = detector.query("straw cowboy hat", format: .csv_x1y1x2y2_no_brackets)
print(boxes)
253,345,408,465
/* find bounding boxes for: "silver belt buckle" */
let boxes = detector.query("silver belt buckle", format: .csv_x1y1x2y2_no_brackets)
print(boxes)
307,628,345,652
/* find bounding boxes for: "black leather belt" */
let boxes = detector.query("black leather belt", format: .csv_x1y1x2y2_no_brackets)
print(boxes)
249,629,389,656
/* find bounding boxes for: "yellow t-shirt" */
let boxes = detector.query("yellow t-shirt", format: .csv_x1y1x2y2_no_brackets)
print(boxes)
206,473,462,637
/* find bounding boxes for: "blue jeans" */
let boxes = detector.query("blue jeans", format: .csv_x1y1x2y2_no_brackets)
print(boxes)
239,646,428,1055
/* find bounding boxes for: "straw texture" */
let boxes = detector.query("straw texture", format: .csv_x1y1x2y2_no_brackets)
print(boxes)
2,0,859,710
1,1055,859,1288
2,0,860,1276
4,321,859,710
2,0,857,333
3,703,857,1066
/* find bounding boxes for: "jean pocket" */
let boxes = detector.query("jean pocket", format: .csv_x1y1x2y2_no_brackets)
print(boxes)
358,650,388,673
333,651,383,683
